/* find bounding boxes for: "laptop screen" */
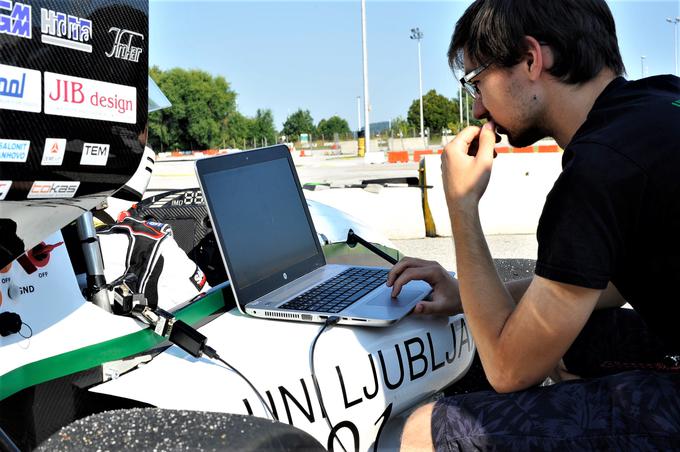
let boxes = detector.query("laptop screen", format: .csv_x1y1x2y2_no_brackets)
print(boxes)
196,145,325,305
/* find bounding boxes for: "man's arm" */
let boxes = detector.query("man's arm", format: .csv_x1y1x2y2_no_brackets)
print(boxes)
441,123,604,393
452,206,601,392
506,278,625,309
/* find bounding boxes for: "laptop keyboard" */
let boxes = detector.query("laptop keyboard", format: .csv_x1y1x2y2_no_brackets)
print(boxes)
280,268,390,313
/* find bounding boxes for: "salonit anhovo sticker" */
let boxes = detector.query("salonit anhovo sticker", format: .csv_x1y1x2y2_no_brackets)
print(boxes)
0,139,30,163
41,138,66,166
0,181,12,200
0,63,41,113
27,181,79,199
44,72,137,124
80,142,110,166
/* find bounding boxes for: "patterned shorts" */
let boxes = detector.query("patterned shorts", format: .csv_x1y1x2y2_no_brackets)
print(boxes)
432,370,680,450
432,309,680,450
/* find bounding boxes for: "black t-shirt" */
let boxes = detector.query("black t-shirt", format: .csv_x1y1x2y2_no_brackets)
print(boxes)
535,75,680,350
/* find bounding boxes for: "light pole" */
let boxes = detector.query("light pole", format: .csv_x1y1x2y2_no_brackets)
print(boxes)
465,92,469,127
458,72,463,132
410,27,425,146
667,17,680,76
641,55,646,78
356,96,361,137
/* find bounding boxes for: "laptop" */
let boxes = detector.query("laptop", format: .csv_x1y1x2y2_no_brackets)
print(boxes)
195,144,431,326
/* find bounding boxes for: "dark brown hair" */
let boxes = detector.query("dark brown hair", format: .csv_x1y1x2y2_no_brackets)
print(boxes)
449,0,626,84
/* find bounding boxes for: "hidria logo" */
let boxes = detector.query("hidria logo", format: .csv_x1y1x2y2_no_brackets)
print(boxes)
0,1,31,39
672,99,680,108
0,63,41,113
106,28,144,63
44,72,137,124
0,139,30,162
41,8,92,53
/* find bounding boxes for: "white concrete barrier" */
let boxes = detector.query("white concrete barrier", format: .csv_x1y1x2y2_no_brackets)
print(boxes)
304,186,426,240
423,153,563,236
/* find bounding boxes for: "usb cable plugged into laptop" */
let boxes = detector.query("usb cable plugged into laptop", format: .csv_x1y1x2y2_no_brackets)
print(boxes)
114,287,277,421
309,316,348,452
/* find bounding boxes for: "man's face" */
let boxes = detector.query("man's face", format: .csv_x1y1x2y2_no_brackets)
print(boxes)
464,53,548,148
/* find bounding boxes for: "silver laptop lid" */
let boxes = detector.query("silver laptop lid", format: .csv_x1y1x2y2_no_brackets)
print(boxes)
195,145,326,309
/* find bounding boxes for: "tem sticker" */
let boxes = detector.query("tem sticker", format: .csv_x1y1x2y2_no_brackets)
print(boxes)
79,142,109,166
0,139,30,162
41,138,66,166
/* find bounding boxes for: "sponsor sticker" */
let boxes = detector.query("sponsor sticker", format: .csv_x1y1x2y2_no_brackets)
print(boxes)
44,72,137,124
190,266,207,291
0,63,41,113
28,181,80,199
106,27,144,63
0,138,29,162
41,138,66,166
40,8,93,53
0,1,31,39
79,142,109,166
0,180,11,200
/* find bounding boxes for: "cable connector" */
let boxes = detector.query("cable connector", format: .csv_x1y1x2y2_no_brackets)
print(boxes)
167,319,219,360
325,315,341,326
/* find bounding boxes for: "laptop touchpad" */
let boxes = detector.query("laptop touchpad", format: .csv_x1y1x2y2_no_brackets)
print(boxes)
366,287,420,307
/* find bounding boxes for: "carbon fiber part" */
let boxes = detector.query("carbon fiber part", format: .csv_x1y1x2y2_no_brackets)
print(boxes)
128,188,228,285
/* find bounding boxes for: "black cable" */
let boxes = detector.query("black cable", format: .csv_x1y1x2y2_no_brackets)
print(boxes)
164,320,276,420
309,316,347,452
0,425,19,452
202,345,277,421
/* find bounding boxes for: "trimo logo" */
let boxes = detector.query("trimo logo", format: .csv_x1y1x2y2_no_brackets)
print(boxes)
673,99,680,108
0,1,31,40
41,138,66,166
40,8,92,53
106,28,144,63
0,180,11,200
27,181,79,199
44,72,137,124
79,142,109,166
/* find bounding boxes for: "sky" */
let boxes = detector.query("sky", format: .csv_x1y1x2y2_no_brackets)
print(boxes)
149,0,680,130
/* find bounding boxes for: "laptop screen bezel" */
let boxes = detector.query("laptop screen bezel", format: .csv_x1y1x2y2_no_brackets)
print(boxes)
195,144,326,309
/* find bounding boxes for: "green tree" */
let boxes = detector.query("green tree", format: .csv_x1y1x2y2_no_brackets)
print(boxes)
390,116,410,137
281,109,316,142
219,111,252,149
148,66,237,150
407,89,461,136
317,115,351,141
250,109,278,147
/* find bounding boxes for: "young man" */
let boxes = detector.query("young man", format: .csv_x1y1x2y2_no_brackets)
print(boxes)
387,0,680,449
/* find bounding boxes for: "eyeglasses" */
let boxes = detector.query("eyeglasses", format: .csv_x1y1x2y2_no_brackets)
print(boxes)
459,63,490,99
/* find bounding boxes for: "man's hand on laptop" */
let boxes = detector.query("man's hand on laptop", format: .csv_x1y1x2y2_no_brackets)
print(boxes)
387,257,461,315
